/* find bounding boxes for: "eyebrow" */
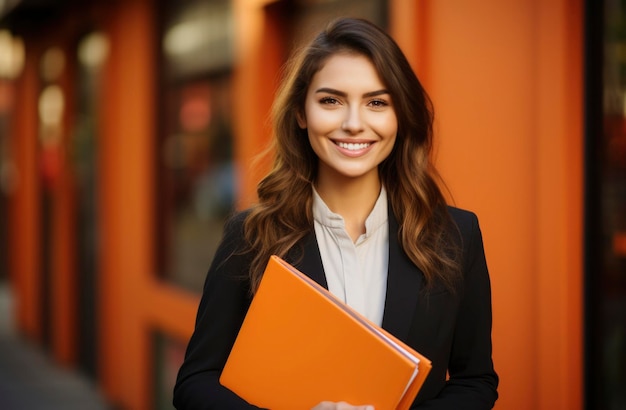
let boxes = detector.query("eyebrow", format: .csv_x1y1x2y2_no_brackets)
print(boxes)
314,87,390,98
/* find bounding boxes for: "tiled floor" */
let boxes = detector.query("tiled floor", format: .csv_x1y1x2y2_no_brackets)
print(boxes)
0,282,111,410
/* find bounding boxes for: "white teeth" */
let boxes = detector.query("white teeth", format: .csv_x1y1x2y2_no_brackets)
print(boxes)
337,142,371,151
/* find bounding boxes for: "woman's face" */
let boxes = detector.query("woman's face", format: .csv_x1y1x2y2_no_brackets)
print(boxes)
298,52,398,185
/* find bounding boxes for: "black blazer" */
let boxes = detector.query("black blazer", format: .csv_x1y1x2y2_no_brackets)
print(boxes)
173,206,498,409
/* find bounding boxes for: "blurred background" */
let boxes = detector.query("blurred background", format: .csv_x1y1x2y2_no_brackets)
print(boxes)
0,0,623,409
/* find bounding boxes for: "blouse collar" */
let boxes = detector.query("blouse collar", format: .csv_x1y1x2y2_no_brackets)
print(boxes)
312,185,388,239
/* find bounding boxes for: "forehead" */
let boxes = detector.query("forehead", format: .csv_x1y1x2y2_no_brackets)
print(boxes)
310,52,385,89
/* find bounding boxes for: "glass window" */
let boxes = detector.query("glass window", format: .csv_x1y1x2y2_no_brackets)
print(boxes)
71,31,109,380
156,0,235,291
154,0,388,291
153,331,187,410
586,0,626,408
289,0,388,49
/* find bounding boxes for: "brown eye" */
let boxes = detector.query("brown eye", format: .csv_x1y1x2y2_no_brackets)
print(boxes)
368,99,388,108
319,97,339,105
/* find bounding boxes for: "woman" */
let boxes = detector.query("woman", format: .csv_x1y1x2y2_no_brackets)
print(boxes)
173,17,498,409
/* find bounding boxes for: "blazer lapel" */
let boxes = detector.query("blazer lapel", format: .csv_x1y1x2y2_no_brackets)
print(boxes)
286,208,423,343
381,207,424,342
290,230,328,290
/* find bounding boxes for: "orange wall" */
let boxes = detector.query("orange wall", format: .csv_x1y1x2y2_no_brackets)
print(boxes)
391,1,583,409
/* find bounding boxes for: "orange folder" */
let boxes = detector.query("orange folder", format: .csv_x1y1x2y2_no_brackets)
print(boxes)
220,255,432,409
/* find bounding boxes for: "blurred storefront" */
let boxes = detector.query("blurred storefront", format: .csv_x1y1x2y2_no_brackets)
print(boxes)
1,0,622,409
0,28,23,284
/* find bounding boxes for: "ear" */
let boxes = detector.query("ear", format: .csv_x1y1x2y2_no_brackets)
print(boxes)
296,111,307,129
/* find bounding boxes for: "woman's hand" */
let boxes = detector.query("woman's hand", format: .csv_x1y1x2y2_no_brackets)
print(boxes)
312,401,374,410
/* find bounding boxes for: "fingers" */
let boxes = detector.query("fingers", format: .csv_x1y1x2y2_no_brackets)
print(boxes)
312,401,375,410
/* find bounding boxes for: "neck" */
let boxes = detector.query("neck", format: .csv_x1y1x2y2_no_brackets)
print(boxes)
315,171,382,242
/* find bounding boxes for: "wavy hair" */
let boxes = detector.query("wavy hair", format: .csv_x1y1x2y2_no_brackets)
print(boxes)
243,18,460,293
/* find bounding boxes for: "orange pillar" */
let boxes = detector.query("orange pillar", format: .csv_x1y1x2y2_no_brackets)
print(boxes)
534,1,583,408
50,41,77,367
401,1,584,409
10,42,41,343
233,0,284,207
99,0,155,408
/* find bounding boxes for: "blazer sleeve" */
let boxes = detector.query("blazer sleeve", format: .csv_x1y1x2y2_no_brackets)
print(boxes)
173,212,264,410
413,211,499,409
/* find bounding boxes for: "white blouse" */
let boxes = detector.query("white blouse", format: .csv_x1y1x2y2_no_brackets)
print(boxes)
312,186,389,326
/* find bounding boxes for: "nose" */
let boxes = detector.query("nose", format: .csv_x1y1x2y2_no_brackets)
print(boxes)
341,106,364,134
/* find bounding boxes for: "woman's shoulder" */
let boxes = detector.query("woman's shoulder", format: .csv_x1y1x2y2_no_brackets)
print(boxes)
221,208,253,232
444,205,483,251
444,205,487,263
446,205,479,231
212,209,253,255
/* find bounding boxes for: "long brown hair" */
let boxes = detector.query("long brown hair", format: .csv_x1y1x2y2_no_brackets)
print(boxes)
243,18,460,293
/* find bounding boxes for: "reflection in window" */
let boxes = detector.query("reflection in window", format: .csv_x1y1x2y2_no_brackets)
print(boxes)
157,0,235,291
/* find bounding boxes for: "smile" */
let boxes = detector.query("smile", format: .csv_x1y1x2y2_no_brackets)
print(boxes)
336,141,372,151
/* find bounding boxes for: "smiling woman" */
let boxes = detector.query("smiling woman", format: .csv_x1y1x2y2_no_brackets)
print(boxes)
299,53,398,237
174,17,498,410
